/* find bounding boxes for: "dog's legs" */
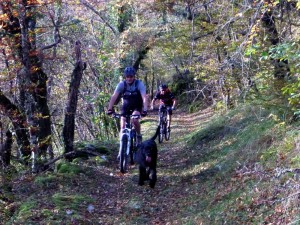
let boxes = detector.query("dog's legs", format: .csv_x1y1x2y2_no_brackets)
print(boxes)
139,166,146,186
145,167,150,180
149,167,157,188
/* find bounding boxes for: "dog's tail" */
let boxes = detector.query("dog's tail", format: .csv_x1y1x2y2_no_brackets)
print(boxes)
150,125,160,141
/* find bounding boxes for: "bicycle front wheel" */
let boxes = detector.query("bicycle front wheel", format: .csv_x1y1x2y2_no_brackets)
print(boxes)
120,135,129,173
165,125,171,141
159,122,164,143
129,136,135,165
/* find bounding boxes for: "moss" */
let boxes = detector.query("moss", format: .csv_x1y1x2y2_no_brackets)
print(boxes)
34,174,58,188
56,162,84,175
52,193,93,210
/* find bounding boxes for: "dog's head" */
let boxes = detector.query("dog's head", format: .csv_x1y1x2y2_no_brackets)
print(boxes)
137,140,157,163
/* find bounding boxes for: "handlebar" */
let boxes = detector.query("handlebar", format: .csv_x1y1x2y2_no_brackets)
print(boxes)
112,113,141,119
152,105,175,110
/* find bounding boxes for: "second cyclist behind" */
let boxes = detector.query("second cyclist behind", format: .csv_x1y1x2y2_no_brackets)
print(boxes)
151,84,176,131
107,66,148,145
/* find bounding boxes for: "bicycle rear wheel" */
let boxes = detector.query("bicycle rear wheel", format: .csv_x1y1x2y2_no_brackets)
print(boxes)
120,135,128,173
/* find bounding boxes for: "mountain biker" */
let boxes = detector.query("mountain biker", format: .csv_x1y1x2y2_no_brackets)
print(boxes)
151,84,176,131
107,66,148,145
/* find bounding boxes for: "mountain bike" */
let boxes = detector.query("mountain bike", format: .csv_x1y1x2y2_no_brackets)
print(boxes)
158,105,171,143
113,113,140,173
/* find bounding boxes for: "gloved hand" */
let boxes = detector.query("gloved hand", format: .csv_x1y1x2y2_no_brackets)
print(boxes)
172,106,176,110
141,110,147,117
107,109,114,115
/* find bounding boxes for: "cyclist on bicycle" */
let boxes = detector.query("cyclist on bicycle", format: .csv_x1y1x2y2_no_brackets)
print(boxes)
151,84,176,131
107,66,148,145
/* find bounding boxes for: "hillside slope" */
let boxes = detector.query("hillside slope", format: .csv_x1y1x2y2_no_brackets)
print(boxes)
3,105,300,224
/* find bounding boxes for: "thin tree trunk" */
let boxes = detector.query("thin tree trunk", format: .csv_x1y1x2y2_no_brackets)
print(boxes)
261,10,290,80
0,90,31,159
63,41,86,160
0,130,13,167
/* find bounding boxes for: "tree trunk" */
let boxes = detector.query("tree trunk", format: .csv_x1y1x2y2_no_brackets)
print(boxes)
1,1,54,171
261,10,290,80
0,130,13,167
63,41,85,160
0,90,31,159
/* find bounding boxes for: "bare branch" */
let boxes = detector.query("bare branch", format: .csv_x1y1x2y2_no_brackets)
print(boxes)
42,149,102,168
80,0,117,35
41,17,61,50
41,3,62,51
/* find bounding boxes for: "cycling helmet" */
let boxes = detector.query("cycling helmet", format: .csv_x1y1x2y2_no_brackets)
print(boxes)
124,67,136,76
160,84,168,90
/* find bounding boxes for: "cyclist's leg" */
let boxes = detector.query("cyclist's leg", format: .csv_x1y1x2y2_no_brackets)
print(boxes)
158,104,164,124
120,103,130,130
132,111,141,133
167,106,172,129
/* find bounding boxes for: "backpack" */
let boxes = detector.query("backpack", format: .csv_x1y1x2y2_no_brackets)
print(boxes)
114,80,143,106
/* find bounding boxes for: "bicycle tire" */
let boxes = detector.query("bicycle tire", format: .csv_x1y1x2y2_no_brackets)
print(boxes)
120,135,128,173
129,135,135,165
159,121,164,143
165,122,170,141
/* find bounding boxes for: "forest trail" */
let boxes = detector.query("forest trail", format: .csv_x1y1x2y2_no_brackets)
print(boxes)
6,108,215,225
90,108,214,224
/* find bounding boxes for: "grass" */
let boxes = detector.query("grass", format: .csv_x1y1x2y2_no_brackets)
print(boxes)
52,193,94,210
3,104,300,224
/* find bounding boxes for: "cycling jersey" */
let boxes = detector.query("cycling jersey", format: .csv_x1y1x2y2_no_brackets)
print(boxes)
114,79,146,114
154,89,175,106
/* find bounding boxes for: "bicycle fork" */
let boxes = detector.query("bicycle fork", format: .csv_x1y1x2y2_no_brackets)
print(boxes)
126,133,131,155
120,135,130,155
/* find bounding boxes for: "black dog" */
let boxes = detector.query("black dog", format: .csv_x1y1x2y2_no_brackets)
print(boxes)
135,126,160,188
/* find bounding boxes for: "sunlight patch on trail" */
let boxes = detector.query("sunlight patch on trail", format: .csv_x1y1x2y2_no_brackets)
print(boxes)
179,161,218,177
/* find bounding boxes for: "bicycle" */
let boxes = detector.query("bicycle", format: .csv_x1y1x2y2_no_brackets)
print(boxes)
158,105,171,143
113,113,140,173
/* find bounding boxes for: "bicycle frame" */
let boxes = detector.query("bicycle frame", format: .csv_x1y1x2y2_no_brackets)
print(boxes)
159,106,168,125
158,105,170,143
113,113,140,173
121,115,136,154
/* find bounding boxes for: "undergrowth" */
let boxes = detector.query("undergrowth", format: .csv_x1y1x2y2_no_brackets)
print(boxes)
182,104,300,224
2,104,300,224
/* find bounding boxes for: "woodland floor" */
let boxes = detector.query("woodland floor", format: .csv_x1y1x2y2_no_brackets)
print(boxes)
87,108,213,224
5,108,214,225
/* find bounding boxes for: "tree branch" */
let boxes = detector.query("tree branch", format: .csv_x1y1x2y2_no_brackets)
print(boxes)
41,12,61,50
80,0,117,35
42,149,102,168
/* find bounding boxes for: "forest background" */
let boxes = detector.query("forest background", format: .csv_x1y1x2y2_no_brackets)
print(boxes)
2,0,300,224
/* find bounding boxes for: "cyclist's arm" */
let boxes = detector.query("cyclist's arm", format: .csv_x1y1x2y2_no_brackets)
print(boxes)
151,98,157,109
169,92,176,108
152,92,161,108
172,98,176,108
108,82,123,110
142,93,148,112
138,81,148,111
108,92,119,110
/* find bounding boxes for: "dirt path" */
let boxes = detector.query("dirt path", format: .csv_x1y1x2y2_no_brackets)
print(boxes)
90,108,214,224
5,109,214,224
